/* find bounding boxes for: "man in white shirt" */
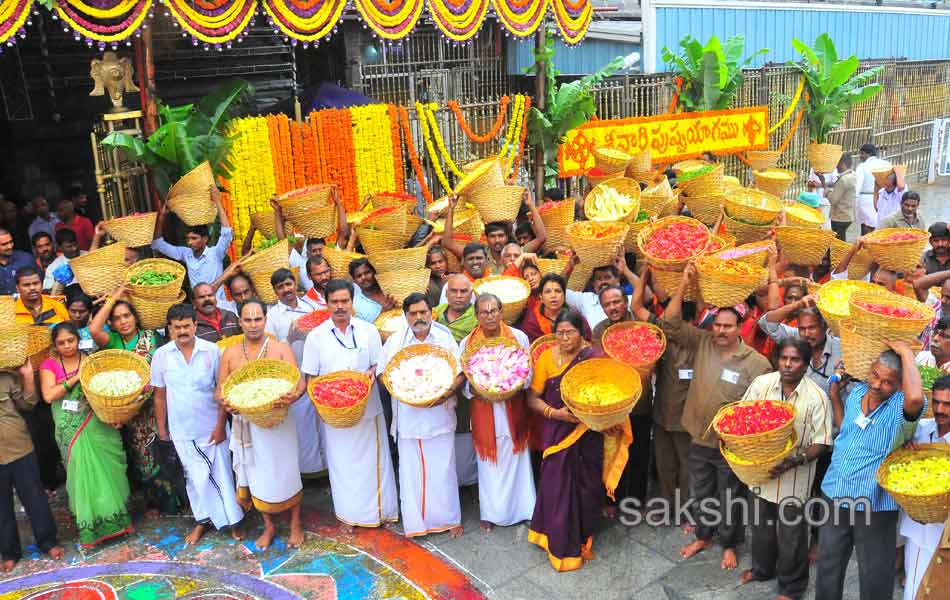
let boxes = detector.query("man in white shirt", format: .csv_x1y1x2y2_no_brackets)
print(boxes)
874,167,907,227
378,293,465,538
152,303,243,546
265,267,326,476
301,280,398,532
853,143,891,234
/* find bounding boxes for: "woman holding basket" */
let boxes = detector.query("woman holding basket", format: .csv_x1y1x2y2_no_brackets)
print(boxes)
39,322,132,546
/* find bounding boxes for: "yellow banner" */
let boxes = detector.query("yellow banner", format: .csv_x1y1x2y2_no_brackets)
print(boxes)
558,106,769,177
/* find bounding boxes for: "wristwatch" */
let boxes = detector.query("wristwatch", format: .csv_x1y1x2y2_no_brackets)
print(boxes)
795,452,808,466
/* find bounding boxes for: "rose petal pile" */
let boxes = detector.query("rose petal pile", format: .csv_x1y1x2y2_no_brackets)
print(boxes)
228,378,293,409
387,354,454,403
644,222,708,260
717,401,794,436
853,300,926,320
296,310,331,330
466,344,530,394
88,370,143,397
603,324,665,366
887,456,950,496
311,376,369,409
878,231,924,243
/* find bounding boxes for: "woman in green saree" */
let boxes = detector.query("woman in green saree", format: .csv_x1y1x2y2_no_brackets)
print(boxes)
39,322,132,546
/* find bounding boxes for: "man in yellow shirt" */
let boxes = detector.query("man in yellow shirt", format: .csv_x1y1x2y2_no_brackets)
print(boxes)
13,265,68,325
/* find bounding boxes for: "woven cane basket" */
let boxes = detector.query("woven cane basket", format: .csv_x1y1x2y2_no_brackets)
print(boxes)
651,266,699,301
625,211,656,255
0,295,12,318
624,151,653,183
849,290,935,344
369,245,428,273
723,214,771,246
357,227,408,255
584,177,641,223
166,162,217,226
71,242,128,296
672,159,708,175
715,241,774,268
864,228,930,273
752,169,796,198
374,309,405,343
829,238,851,269
243,239,289,303
747,150,782,171
462,158,504,186
461,337,530,403
815,280,883,337
568,221,629,268
587,169,614,187
642,177,673,205
872,167,895,187
223,358,301,429
250,210,278,239
457,210,485,239
0,325,30,369
839,321,887,381
784,204,826,229
724,188,782,225
561,358,642,432
807,143,843,174
539,201,575,250
323,246,365,280
602,321,667,368
877,444,950,524
593,147,631,172
125,258,186,300
362,206,408,233
722,433,798,487
130,291,186,330
79,349,150,425
473,276,531,325
456,158,503,199
530,334,557,364
290,203,338,239
683,194,724,226
277,184,333,218
695,256,769,307
535,257,570,277
369,192,417,213
383,343,458,408
377,268,431,304
471,185,524,224
217,333,275,352
712,400,798,462
850,248,875,281
636,216,709,270
567,264,594,292
678,164,725,197
308,370,371,429
102,212,157,247
776,226,835,266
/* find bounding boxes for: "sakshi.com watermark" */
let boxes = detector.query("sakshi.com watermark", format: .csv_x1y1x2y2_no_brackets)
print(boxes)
616,490,873,528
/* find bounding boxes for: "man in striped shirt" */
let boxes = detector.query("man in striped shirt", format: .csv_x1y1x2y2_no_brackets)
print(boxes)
815,343,926,600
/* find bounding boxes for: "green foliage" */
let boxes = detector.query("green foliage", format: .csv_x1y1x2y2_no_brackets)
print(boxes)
790,34,883,143
661,35,768,112
101,79,253,198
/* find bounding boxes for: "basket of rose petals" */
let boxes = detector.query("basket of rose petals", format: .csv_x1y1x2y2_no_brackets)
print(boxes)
308,370,372,428
877,444,950,524
715,240,774,268
461,337,531,403
383,343,458,407
602,321,666,368
561,358,642,432
711,400,797,462
722,432,798,487
814,280,884,337
848,291,935,344
863,228,930,273
636,216,710,270
295,310,331,334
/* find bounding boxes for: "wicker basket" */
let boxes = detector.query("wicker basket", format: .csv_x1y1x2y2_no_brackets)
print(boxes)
593,147,631,172
369,245,428,273
26,324,51,358
746,150,782,171
290,203,337,239
584,177,641,223
752,168,796,198
724,188,783,225
872,167,895,187
462,157,505,186
102,212,157,247
535,257,570,277
722,432,798,487
849,290,935,344
602,321,667,368
678,164,725,197
814,281,883,337
723,213,771,246
308,370,371,428
850,248,875,281
382,343,458,408
586,169,614,187
568,221,630,269
125,258,186,300
530,334,557,363
641,177,673,207
807,142,843,174
166,162,217,226
217,333,275,352
624,211,656,255
0,325,30,369
362,206,409,233
877,444,950,524
715,240,774,267
243,238,289,277
357,227,409,255
539,201,575,251
323,246,365,280
71,242,128,296
473,276,532,324
0,295,12,318
471,185,524,224
374,309,405,343
377,268,431,304
636,216,709,270
130,291,185,330
672,159,709,175
864,228,930,273
624,151,653,183
79,349,150,425
567,263,594,292
250,210,278,239
839,320,887,380
650,265,699,301
695,256,769,308
455,158,503,198
223,358,301,429
683,194,724,226
829,238,851,269
277,184,333,217
784,204,826,228
460,336,531,403
368,191,418,213
712,400,798,461
775,226,835,266
561,358,642,432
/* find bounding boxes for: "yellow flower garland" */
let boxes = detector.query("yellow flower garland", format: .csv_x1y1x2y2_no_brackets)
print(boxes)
64,0,138,20
416,101,454,193
225,117,277,252
424,103,464,179
55,0,152,43
350,104,397,200
502,95,525,176
262,0,347,43
499,94,523,160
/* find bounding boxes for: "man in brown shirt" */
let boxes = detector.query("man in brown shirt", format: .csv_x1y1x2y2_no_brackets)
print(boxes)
825,153,857,241
0,359,62,571
661,265,772,571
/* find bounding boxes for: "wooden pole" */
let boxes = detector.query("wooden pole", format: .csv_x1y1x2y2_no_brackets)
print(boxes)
533,27,547,202
135,28,158,135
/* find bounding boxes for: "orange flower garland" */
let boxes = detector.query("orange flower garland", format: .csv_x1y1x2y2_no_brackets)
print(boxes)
300,123,318,185
448,96,510,143
291,121,307,189
388,104,406,192
399,106,434,205
511,95,532,177
316,108,359,211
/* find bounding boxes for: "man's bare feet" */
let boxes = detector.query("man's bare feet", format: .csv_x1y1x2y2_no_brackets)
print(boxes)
721,548,738,570
449,525,464,539
480,520,494,531
47,546,64,561
185,524,207,546
682,523,696,536
679,539,711,559
2,559,17,572
255,521,276,551
288,522,305,547
739,568,756,584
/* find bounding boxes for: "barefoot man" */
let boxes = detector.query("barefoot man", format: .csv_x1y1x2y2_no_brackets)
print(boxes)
219,299,306,550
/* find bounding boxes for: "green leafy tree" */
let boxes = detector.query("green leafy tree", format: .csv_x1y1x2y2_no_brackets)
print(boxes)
790,34,883,143
661,35,768,112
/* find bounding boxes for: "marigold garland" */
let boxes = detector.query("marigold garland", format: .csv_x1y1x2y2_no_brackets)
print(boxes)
387,104,406,192
224,117,277,254
164,0,255,45
0,0,33,47
300,123,318,185
501,95,525,174
353,0,424,41
316,108,359,211
448,96,510,143
551,0,592,46
427,0,490,43
399,106,434,205
490,0,548,39
290,121,307,189
423,103,464,179
350,104,398,202
261,0,346,43
499,94,524,160
416,101,454,193
511,95,531,177
55,0,152,44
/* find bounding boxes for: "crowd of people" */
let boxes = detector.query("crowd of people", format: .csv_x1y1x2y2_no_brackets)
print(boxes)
0,150,948,600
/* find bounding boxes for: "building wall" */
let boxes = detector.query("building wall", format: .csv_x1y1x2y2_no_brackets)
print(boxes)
507,37,642,76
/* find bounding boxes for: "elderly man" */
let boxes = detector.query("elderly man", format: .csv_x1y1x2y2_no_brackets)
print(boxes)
878,191,925,231
0,228,34,296
817,344,925,600
378,293,465,538
662,264,772,570
152,304,243,546
193,282,241,343
459,293,535,530
301,280,398,532
439,243,490,305
220,299,305,550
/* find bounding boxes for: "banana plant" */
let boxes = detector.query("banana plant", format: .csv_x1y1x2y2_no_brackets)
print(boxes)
101,79,253,198
790,34,883,143
661,35,768,112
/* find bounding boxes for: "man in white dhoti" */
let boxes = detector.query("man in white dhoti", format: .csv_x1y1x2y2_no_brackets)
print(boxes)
379,293,465,538
301,279,398,533
459,293,536,531
219,298,306,550
152,303,243,545
900,376,950,600
265,267,326,476
854,143,891,234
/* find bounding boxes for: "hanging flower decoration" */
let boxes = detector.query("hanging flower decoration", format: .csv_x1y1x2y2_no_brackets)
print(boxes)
261,0,345,44
511,95,531,176
353,0,424,41
315,108,360,211
416,101,455,193
55,0,153,47
0,0,33,47
387,104,406,192
497,93,524,164
399,106,434,205
552,0,592,46
427,0,490,43
224,117,277,254
490,0,548,39
448,96,509,143
423,103,464,178
163,0,256,47
350,104,398,202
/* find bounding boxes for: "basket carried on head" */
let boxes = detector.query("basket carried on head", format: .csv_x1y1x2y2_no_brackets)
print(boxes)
561,358,642,432
323,246,365,280
377,268,431,304
382,343,458,408
678,163,725,197
71,242,128,296
814,280,884,337
535,257,569,278
0,325,31,369
721,432,798,487
357,226,409,255
624,210,656,255
568,221,630,268
125,258,186,300
784,204,825,228
829,238,851,269
849,247,875,280
712,400,798,462
243,239,290,304
636,216,709,270
602,321,667,369
472,276,532,325
673,159,709,175
839,320,887,381
539,201,575,250
363,206,409,233
130,291,185,330
369,245,428,273
80,349,150,425
308,370,371,429
584,177,641,223
724,188,783,225
368,191,418,213
166,162,217,226
863,228,930,273
250,210,278,239
752,168,796,198
683,194,723,226
462,157,505,187
715,240,774,268
775,226,835,266
807,142,843,174
877,443,950,524
641,177,673,211
567,263,594,292
746,150,782,171
723,213,772,246
849,290,935,344
471,185,524,224
872,166,895,187
102,212,157,247
277,184,336,238
456,158,503,199
695,256,769,308
461,336,531,403
223,359,301,429
651,265,698,301
26,326,51,368
624,151,653,183
593,147,631,173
